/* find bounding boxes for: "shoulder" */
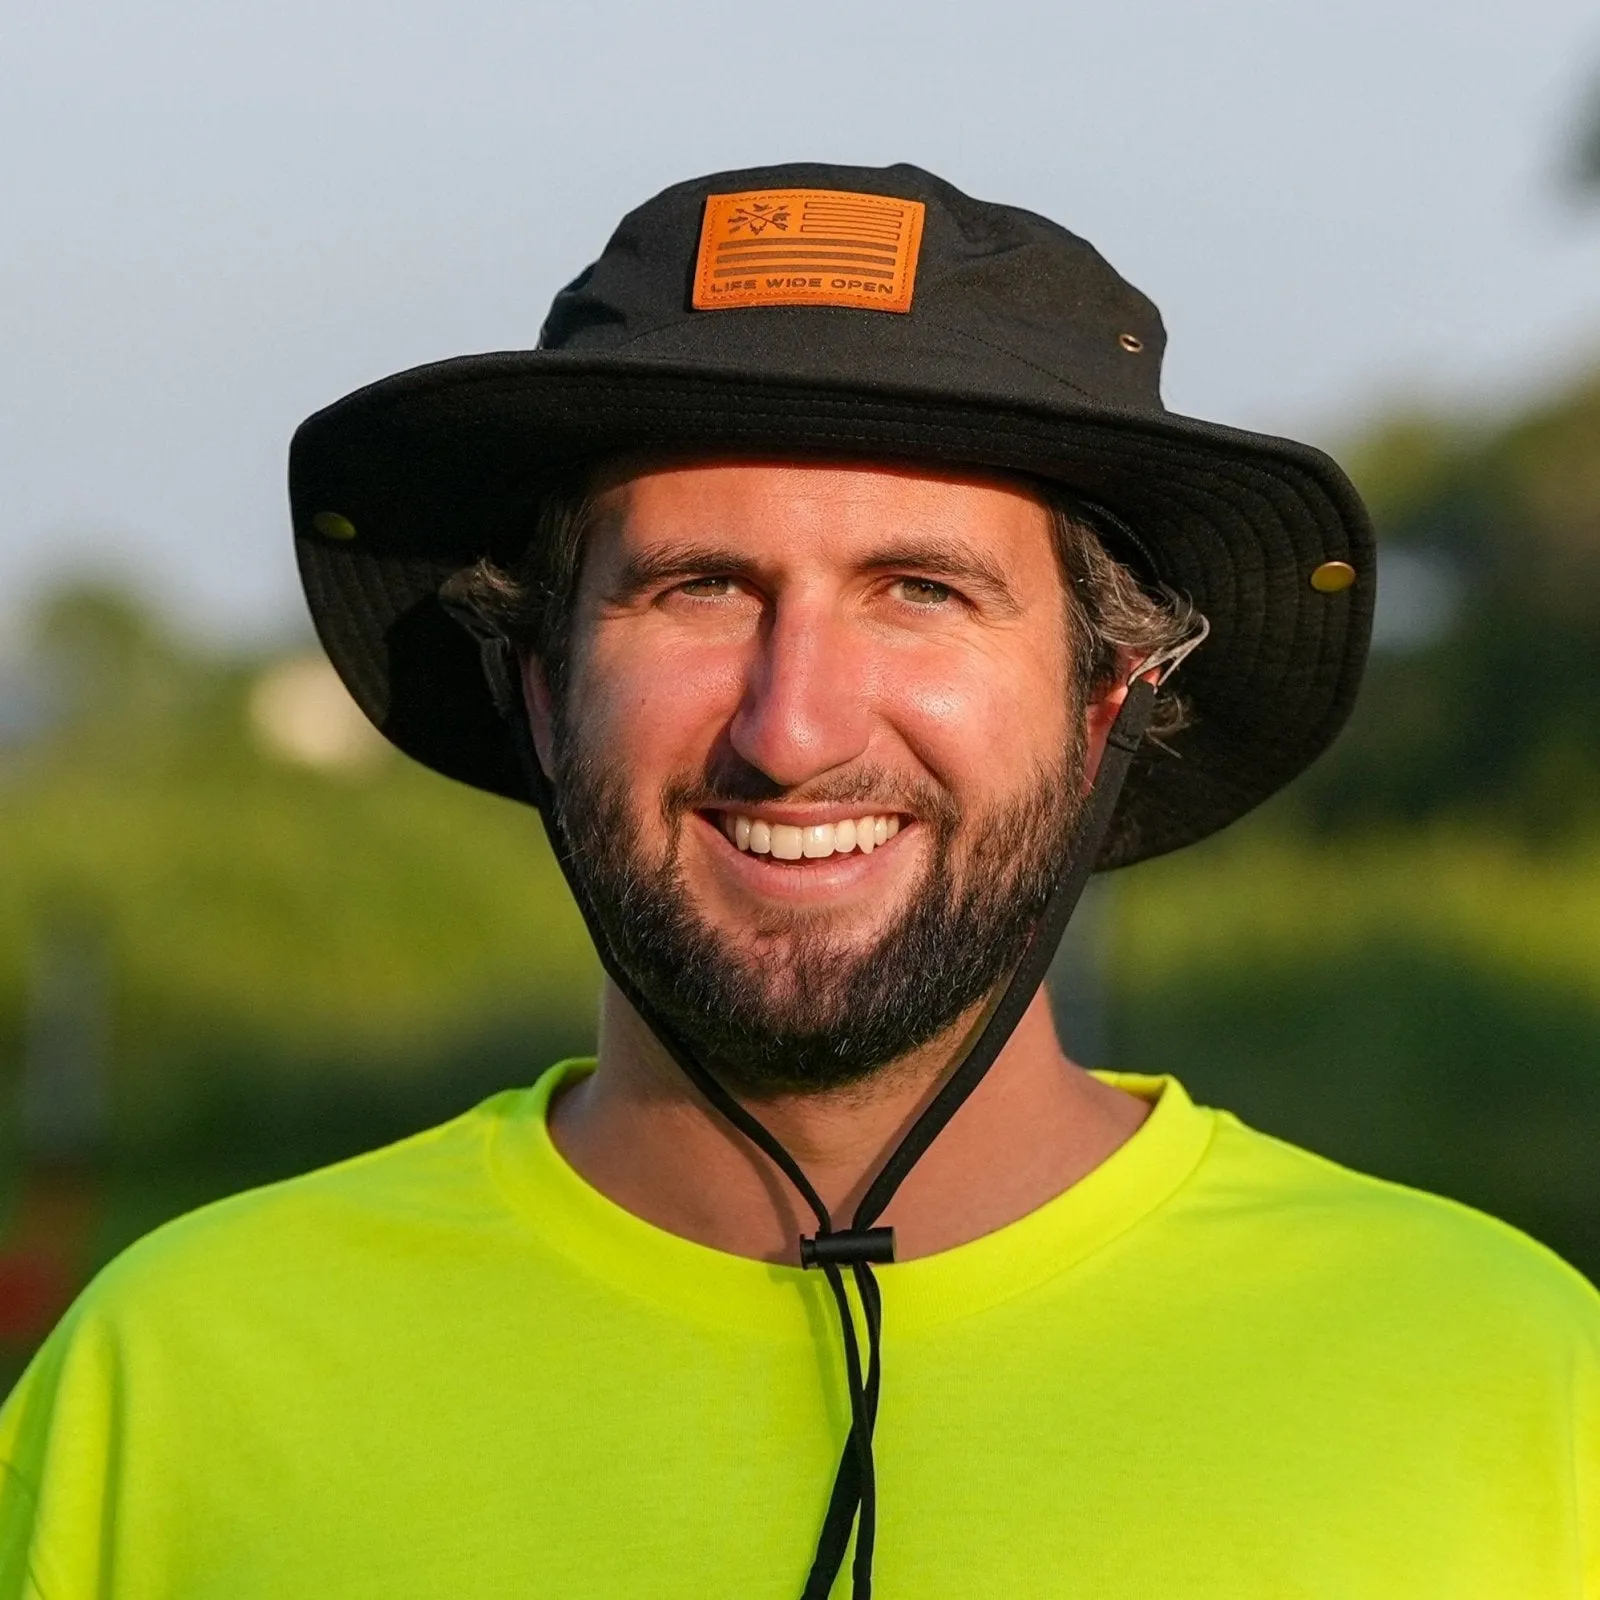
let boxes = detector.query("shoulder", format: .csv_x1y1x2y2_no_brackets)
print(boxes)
1194,1103,1600,1350
0,1081,554,1543
57,1085,535,1344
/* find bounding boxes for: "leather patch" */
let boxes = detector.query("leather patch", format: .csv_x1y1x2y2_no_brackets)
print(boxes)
692,189,926,314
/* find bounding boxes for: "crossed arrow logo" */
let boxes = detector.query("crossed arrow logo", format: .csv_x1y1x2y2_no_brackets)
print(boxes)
726,203,791,236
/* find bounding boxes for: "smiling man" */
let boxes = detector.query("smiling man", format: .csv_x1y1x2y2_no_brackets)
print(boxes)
496,458,1164,1266
4,163,1599,1599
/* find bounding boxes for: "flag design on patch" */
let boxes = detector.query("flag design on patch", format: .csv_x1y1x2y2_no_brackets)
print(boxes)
693,189,926,314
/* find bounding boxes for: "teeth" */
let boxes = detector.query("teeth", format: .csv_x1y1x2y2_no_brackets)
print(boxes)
719,812,903,860
801,825,833,858
770,824,804,860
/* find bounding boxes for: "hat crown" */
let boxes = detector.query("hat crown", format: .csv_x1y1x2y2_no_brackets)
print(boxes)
539,162,1167,413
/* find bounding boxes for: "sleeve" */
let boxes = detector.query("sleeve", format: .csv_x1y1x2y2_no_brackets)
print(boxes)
0,1463,51,1600
1581,1319,1600,1599
0,1310,118,1600
0,1340,69,1600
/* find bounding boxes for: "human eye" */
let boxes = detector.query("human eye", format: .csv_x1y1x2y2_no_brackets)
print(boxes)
673,575,737,599
891,577,956,607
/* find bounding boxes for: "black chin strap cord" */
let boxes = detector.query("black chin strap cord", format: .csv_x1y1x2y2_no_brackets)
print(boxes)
793,674,1160,1599
468,622,1159,1600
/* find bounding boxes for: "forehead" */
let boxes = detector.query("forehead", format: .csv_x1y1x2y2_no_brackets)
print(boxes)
585,456,1058,567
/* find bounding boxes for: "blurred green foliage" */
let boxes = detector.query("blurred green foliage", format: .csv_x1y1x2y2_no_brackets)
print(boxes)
0,590,600,1169
1292,372,1600,832
0,360,1597,1385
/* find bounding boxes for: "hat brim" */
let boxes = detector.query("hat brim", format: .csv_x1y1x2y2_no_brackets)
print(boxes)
290,350,1373,868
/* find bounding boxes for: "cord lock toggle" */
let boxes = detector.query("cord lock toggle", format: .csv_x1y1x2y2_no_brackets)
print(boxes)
799,1227,896,1268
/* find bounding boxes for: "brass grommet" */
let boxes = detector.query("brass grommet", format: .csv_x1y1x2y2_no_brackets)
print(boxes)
1118,333,1144,353
1310,560,1357,594
312,512,358,542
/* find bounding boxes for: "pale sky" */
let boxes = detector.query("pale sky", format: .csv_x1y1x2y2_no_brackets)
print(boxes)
4,0,1599,644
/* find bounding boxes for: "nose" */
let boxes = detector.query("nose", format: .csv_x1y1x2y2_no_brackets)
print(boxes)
727,598,871,788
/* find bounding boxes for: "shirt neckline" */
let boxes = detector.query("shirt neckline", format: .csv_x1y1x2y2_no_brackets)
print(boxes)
488,1060,1214,1338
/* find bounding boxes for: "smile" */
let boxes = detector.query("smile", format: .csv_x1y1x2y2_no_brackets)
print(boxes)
713,812,903,861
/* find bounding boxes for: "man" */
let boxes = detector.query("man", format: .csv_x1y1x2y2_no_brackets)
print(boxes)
3,162,1597,1597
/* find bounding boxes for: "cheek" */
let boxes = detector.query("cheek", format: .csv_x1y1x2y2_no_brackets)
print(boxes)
570,632,746,774
884,638,1073,780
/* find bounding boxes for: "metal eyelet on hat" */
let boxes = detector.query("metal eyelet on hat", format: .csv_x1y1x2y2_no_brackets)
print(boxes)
1310,560,1357,593
311,512,358,541
1118,333,1144,353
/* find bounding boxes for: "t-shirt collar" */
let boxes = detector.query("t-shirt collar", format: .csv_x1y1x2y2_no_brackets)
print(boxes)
489,1060,1215,1338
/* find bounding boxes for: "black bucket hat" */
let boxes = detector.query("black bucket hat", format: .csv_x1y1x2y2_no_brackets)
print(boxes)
291,160,1374,864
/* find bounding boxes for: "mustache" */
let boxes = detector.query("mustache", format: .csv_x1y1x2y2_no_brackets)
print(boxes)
659,749,960,830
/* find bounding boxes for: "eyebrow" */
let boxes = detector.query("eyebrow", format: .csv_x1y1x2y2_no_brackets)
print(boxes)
608,542,759,599
860,538,1022,613
607,535,1024,613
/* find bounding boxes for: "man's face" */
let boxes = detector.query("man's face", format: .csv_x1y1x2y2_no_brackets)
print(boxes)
536,458,1101,1093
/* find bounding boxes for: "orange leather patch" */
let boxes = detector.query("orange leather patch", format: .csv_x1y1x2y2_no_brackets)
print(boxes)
692,189,926,314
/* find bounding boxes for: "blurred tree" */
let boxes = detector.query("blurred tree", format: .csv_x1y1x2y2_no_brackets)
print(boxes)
19,582,220,771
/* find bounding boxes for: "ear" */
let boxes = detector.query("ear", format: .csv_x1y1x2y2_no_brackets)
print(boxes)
518,651,558,782
1080,657,1158,789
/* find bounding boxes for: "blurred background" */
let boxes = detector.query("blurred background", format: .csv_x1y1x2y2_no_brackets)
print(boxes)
4,0,1600,1388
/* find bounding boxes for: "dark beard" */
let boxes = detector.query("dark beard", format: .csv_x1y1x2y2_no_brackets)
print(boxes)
551,731,1086,1095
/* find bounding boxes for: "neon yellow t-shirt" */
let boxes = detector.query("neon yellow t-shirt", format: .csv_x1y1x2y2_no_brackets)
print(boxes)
3,1062,1597,1597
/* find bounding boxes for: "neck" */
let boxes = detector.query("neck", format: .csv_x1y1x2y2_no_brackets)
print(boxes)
547,978,1150,1264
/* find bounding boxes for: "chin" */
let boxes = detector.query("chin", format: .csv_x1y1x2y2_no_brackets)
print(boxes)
698,896,901,959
